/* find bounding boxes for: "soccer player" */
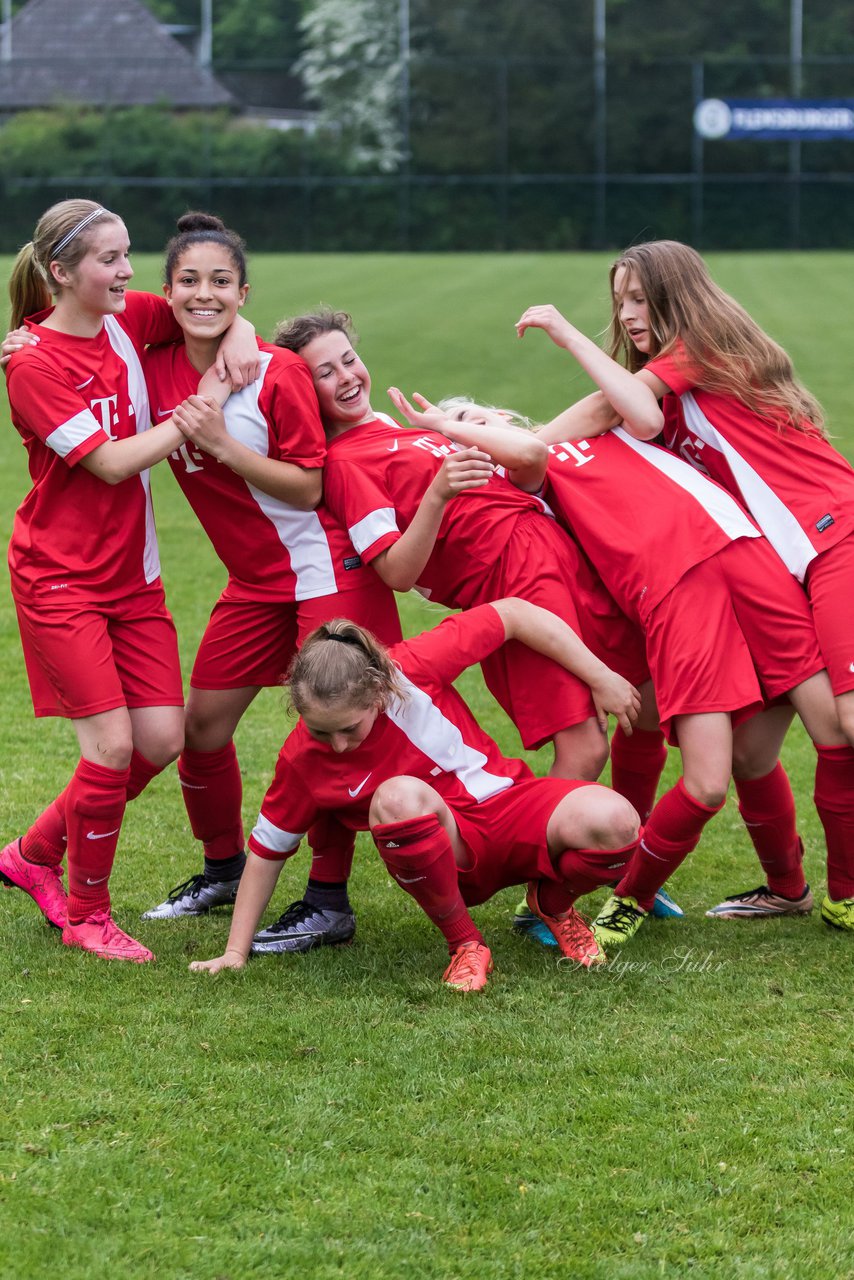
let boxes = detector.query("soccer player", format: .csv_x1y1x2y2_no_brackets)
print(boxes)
0,199,256,962
188,600,643,990
138,213,402,925
509,290,854,936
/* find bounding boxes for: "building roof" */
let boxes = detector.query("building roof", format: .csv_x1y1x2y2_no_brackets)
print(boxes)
0,0,233,110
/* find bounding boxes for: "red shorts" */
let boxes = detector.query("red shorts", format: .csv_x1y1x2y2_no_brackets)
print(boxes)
15,584,183,719
452,776,599,905
645,538,824,741
475,515,598,748
805,535,854,697
190,579,402,690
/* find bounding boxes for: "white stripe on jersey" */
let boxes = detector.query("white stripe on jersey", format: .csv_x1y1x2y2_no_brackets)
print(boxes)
250,813,304,856
613,427,760,542
105,315,161,584
45,408,103,458
679,393,817,581
349,507,399,557
387,675,515,803
224,355,338,599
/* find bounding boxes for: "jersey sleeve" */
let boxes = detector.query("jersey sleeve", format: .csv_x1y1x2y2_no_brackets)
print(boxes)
7,353,110,467
395,605,506,687
119,291,182,350
261,352,327,469
248,736,321,861
644,345,700,396
322,453,401,562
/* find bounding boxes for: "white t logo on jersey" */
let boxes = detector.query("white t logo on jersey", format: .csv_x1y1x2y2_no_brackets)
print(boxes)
172,442,206,474
550,439,595,467
678,436,711,477
90,394,120,440
412,434,456,459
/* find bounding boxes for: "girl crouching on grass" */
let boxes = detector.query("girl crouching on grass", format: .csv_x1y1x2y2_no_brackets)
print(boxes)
189,599,642,990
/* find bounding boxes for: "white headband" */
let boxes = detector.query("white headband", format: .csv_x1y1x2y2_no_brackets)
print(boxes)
50,207,107,259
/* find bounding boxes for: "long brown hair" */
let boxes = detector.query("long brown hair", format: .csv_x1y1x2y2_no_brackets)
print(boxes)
8,199,121,328
289,618,404,718
608,240,825,436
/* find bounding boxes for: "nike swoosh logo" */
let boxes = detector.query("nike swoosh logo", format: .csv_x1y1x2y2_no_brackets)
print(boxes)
180,781,206,790
157,407,176,418
86,828,120,841
75,375,95,390
387,439,399,452
396,874,426,884
86,875,110,885
348,773,372,797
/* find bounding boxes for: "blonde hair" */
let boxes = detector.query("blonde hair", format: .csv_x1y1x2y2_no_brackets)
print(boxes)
436,395,536,432
608,240,825,436
9,199,121,328
289,618,405,718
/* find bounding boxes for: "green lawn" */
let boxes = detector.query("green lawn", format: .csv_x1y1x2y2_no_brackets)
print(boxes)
1,253,853,1280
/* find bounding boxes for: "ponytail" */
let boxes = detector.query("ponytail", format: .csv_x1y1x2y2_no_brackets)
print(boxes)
289,619,404,717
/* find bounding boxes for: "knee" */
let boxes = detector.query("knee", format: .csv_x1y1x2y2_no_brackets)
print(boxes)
145,726,184,769
551,725,609,782
92,735,134,772
184,705,222,752
590,794,641,850
370,777,430,826
682,778,728,810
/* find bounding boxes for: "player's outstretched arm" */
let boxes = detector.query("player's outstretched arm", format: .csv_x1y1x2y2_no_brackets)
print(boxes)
388,387,548,493
491,597,641,734
516,303,664,441
189,852,285,974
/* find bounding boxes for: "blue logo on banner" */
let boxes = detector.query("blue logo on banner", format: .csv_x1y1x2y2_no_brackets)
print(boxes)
694,98,854,141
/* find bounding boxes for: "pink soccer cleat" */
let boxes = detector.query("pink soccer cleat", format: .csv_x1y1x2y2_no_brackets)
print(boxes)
62,911,155,963
0,838,67,929
442,940,493,992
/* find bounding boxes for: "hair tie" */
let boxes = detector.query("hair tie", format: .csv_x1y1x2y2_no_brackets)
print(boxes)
50,208,107,259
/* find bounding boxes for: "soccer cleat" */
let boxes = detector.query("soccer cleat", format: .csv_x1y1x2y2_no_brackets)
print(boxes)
820,894,854,931
591,894,648,948
705,883,813,920
0,837,67,929
141,873,242,920
525,882,606,967
652,887,684,919
63,911,154,962
250,899,356,954
512,897,558,947
442,940,493,991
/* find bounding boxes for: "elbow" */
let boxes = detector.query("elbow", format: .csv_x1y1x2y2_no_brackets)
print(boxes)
520,438,549,469
624,409,664,441
299,474,323,511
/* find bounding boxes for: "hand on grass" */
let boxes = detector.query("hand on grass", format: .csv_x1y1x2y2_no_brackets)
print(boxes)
189,950,247,974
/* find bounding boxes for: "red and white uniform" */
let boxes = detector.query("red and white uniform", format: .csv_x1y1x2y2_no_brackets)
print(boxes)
648,342,854,693
321,416,645,747
8,292,180,605
143,343,400,687
544,429,823,735
6,292,184,716
146,341,379,603
544,428,759,624
249,606,592,902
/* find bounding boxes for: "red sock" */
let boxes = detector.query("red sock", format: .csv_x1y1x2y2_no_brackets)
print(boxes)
66,758,130,923
814,744,854,900
126,749,165,803
373,814,483,953
610,725,668,824
178,743,244,861
554,840,640,904
307,812,356,884
734,764,805,898
21,787,69,868
618,779,724,910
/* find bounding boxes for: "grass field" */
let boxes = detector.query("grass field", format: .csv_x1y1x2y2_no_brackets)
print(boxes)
1,252,853,1280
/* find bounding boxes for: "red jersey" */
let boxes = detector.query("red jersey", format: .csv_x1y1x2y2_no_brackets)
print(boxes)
144,342,372,602
7,292,180,604
248,605,533,858
321,417,553,609
543,428,759,623
648,344,854,582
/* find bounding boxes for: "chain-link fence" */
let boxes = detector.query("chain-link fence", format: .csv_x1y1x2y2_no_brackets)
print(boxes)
1,53,853,251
